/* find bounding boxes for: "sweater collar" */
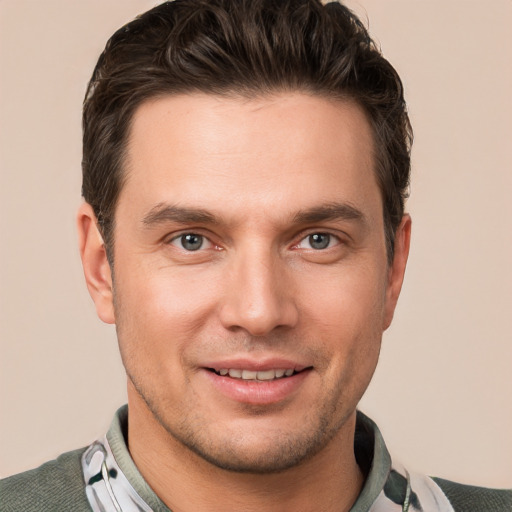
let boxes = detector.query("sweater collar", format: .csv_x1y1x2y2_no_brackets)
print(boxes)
82,405,453,512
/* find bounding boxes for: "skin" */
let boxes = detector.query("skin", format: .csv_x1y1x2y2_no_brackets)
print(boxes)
78,93,411,512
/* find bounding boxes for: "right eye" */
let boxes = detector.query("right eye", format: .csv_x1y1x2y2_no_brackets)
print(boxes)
168,233,213,251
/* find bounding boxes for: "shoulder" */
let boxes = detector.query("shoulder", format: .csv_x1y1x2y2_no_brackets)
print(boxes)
0,447,91,512
432,477,512,512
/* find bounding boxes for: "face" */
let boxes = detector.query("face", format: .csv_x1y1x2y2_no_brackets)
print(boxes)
81,93,410,473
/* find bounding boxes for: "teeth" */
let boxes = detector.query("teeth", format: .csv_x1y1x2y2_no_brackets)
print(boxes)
217,369,296,380
255,369,275,381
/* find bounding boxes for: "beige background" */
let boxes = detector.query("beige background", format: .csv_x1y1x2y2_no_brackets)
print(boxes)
1,0,511,487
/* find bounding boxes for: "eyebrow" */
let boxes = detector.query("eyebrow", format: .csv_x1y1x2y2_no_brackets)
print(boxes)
142,203,218,226
141,201,366,229
292,202,366,225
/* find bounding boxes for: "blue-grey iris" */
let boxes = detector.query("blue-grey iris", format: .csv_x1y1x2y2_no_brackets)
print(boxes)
309,233,330,250
181,234,203,251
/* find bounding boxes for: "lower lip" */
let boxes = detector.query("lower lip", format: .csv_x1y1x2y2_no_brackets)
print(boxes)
202,369,311,405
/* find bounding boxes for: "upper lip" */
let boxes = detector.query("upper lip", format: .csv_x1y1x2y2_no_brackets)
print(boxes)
203,357,309,372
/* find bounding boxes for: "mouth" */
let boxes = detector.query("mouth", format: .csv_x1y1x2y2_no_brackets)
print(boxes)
208,368,303,381
202,360,312,404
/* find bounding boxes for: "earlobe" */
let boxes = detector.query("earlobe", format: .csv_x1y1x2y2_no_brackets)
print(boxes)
77,203,115,324
383,214,412,330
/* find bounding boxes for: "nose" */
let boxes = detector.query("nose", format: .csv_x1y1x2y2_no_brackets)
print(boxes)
218,247,299,336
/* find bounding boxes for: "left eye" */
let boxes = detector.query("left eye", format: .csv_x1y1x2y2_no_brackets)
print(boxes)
169,233,212,251
297,233,338,250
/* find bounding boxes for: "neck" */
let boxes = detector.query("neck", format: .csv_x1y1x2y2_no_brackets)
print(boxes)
127,391,364,512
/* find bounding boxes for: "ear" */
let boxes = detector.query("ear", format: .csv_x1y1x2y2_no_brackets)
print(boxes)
383,214,411,330
77,203,115,324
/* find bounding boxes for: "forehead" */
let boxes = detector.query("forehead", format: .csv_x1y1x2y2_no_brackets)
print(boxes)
121,92,380,225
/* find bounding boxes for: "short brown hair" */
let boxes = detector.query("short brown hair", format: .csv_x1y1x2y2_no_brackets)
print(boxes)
82,0,412,261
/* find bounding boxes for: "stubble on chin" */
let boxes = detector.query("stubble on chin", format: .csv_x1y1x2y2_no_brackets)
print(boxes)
127,370,353,475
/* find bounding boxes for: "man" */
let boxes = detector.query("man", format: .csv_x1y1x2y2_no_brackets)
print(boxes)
1,0,510,510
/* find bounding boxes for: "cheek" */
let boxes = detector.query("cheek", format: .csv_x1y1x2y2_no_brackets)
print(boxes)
112,263,224,378
116,261,220,329
301,261,387,333
299,261,386,383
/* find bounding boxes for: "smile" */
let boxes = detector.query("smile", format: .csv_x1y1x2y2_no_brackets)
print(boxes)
203,365,311,404
212,368,297,380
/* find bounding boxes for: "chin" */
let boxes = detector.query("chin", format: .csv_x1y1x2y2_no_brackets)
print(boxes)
174,432,327,474
159,408,347,474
